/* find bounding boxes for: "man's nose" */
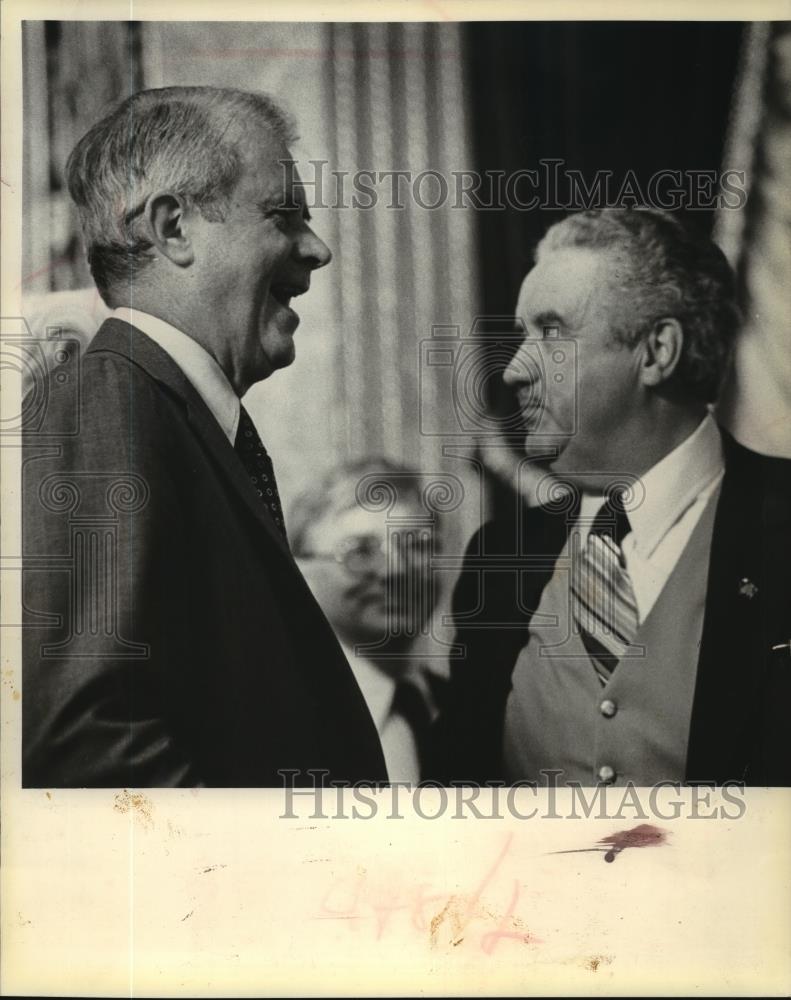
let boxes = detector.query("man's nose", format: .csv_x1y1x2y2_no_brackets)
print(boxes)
503,343,541,387
297,226,332,270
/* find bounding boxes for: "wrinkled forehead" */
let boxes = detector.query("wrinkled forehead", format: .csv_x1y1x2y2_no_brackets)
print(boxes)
516,246,614,327
231,126,305,203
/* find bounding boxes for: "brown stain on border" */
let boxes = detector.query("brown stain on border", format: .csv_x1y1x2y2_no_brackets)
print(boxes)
584,954,614,972
113,789,154,827
430,895,538,950
430,895,466,947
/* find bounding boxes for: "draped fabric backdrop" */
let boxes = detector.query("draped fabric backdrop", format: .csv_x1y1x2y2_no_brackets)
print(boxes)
716,22,791,458
23,22,143,296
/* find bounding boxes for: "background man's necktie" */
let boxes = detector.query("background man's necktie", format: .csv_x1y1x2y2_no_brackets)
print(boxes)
391,677,432,779
234,405,288,541
570,492,638,684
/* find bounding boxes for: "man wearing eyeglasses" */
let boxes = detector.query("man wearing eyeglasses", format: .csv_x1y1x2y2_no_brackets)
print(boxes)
291,459,446,784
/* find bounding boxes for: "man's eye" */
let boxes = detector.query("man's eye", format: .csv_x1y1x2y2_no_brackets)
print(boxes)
260,205,296,228
269,210,294,229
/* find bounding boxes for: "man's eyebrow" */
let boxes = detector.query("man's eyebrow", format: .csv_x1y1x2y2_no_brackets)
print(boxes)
258,194,310,220
533,309,565,328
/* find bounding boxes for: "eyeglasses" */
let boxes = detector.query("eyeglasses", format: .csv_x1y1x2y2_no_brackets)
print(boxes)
301,532,433,575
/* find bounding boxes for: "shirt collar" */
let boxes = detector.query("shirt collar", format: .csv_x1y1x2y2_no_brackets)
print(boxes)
340,643,396,730
338,642,433,729
111,307,240,445
579,412,724,558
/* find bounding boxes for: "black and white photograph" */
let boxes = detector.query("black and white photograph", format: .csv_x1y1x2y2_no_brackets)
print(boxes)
2,2,790,995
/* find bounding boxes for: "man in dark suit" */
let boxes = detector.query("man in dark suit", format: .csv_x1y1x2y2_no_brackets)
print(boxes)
433,207,790,787
22,85,387,787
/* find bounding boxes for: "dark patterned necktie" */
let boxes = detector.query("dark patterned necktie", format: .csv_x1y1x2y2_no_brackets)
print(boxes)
570,492,638,685
234,404,288,541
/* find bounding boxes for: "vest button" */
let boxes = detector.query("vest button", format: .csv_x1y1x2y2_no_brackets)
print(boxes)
597,764,616,784
600,698,617,718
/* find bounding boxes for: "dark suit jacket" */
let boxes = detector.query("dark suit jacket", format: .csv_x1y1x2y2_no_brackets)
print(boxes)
430,432,791,786
22,319,388,787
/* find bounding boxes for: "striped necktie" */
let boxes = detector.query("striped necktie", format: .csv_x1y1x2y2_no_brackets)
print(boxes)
234,405,288,542
570,492,638,685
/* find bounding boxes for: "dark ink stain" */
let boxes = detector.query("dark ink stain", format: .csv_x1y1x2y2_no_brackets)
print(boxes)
181,910,193,922
200,864,227,874
549,823,669,863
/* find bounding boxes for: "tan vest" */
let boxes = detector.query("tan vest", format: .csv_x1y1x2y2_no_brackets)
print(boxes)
503,486,721,786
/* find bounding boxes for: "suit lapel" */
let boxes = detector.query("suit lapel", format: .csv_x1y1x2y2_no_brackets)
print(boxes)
523,497,579,614
87,319,295,562
686,433,764,782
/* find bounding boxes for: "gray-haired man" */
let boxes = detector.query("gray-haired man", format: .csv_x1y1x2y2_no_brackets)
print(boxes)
23,86,387,787
433,207,791,787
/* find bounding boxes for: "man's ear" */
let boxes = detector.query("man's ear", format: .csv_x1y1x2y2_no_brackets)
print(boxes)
639,317,684,388
143,192,195,267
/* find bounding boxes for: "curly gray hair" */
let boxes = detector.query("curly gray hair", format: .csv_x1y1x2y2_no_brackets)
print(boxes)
537,207,740,403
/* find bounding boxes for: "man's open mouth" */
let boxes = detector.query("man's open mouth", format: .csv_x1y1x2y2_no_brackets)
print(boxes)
270,283,308,309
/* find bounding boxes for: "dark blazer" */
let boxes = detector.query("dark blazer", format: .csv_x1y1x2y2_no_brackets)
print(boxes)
430,432,791,786
22,319,388,787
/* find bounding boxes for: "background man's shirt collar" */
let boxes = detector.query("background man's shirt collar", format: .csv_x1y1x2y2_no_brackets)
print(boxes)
340,643,397,731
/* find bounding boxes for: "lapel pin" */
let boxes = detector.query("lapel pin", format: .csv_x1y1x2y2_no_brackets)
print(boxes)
771,640,791,657
738,577,758,599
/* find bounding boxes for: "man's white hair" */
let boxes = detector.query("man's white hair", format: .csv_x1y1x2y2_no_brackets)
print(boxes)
66,86,297,304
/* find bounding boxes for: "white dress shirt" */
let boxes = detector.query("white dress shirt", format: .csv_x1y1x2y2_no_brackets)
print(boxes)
577,413,725,622
111,307,240,444
340,643,431,784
